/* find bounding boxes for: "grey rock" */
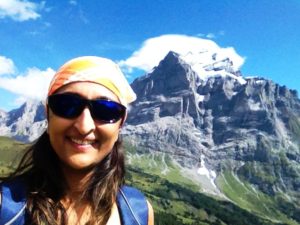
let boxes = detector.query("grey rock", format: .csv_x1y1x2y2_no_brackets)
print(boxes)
0,100,47,142
123,51,300,195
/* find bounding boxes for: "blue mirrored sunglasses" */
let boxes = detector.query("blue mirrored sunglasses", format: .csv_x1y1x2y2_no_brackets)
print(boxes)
47,93,126,123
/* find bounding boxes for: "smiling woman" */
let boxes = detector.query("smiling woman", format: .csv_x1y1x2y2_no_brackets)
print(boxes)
0,56,154,225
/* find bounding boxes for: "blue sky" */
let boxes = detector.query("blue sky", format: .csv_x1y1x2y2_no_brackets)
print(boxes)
0,0,299,111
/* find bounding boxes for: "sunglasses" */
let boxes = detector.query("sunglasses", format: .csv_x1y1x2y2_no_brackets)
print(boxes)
47,93,126,123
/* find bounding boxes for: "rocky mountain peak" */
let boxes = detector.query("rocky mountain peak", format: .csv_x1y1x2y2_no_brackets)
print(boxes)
1,100,47,142
7,100,45,126
0,109,7,118
124,51,300,196
131,51,200,102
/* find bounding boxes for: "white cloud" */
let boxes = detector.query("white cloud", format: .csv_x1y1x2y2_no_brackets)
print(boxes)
0,0,42,21
0,56,16,75
0,67,55,101
13,95,28,107
119,34,245,73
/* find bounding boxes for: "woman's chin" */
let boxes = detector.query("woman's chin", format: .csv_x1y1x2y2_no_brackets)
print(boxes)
62,157,98,173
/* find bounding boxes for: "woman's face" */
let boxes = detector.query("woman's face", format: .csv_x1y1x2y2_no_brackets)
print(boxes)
47,82,123,171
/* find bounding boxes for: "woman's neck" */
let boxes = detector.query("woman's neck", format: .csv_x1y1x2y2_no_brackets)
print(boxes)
61,165,94,194
60,165,93,224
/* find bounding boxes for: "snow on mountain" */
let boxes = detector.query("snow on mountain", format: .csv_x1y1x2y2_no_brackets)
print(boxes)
179,51,247,85
120,34,245,85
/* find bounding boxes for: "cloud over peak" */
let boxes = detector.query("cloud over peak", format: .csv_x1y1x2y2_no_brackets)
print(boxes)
119,34,245,74
0,67,55,101
0,55,55,103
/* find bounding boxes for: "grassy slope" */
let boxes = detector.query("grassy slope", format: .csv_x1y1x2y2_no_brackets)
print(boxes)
0,136,27,175
126,165,278,225
124,142,284,225
216,170,299,225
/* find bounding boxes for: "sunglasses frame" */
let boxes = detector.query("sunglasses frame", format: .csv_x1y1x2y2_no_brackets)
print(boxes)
47,93,126,123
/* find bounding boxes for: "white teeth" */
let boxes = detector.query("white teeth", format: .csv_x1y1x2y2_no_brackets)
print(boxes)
70,138,96,145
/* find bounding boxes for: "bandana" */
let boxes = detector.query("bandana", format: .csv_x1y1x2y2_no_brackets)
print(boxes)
48,56,136,106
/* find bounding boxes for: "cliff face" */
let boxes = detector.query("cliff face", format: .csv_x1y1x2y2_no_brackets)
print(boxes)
0,100,47,142
123,51,300,195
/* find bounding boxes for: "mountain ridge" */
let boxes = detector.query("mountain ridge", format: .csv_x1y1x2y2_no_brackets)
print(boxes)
123,51,300,200
0,100,47,142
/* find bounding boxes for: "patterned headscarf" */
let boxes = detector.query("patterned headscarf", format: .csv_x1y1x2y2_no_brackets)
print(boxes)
48,56,136,106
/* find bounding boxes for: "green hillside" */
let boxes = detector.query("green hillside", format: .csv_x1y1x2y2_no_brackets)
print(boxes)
0,137,299,224
124,142,299,225
0,136,28,175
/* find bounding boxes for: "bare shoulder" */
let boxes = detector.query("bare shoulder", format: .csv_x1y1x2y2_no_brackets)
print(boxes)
106,203,121,225
147,200,154,225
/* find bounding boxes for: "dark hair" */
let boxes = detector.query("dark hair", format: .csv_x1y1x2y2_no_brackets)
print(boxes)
3,131,125,224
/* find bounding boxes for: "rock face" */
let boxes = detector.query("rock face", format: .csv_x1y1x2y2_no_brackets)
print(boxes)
0,100,47,142
123,51,300,195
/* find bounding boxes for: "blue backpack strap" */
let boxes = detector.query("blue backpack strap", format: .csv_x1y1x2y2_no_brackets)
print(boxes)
116,185,148,225
0,179,26,225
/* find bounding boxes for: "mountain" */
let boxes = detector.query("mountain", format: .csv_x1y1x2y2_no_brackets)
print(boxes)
122,51,300,222
1,51,300,224
0,100,47,142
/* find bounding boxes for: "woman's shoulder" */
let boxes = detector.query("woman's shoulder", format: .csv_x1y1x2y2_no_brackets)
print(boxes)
106,203,121,225
146,200,154,225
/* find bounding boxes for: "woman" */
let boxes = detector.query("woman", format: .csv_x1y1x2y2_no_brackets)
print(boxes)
0,56,154,225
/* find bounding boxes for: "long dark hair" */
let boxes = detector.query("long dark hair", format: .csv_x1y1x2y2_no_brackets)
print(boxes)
2,131,125,224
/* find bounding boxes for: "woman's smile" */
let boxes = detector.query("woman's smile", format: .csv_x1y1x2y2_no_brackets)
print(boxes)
68,137,98,149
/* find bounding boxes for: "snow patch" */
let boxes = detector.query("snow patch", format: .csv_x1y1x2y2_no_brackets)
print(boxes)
274,116,288,141
197,155,217,188
248,99,261,111
179,52,246,85
196,94,205,103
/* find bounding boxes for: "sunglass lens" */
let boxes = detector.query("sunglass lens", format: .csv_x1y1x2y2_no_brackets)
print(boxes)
92,100,125,123
48,94,84,118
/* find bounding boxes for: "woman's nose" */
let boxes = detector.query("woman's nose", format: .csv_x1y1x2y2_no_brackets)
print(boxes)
74,107,96,135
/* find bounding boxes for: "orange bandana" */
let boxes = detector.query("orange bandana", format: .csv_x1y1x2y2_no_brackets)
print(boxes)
48,56,136,106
